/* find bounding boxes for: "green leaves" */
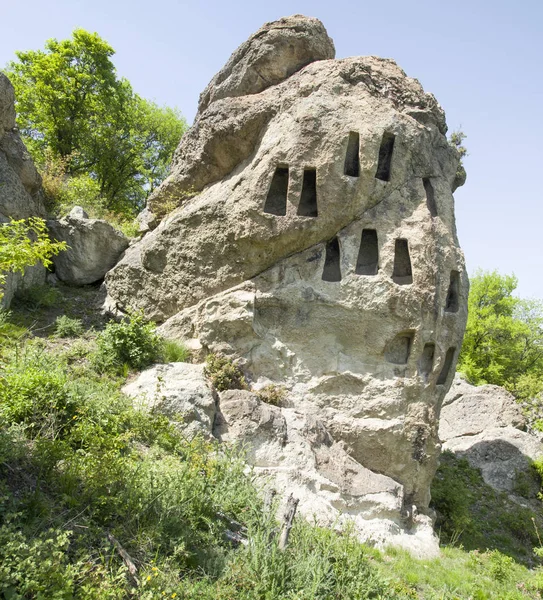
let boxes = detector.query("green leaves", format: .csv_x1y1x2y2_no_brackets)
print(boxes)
6,29,187,216
458,270,543,399
0,218,66,300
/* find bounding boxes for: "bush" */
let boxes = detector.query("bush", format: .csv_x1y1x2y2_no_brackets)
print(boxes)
93,312,162,373
162,338,191,363
55,315,84,337
204,354,247,392
256,384,287,407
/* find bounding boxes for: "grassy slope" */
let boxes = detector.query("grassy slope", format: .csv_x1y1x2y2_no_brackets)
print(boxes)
0,283,542,599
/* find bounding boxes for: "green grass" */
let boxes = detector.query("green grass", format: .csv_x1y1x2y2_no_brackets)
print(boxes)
1,294,543,598
430,451,543,564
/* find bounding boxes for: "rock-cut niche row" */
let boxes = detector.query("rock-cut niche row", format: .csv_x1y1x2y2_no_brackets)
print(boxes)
385,331,456,386
264,166,318,217
264,130,398,218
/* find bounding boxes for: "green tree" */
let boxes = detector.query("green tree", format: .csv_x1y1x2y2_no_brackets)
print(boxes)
6,29,186,215
0,218,66,301
458,270,543,399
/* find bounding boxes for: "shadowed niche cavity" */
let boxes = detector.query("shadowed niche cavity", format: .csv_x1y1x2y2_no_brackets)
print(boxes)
418,343,435,382
355,229,379,275
322,237,341,282
297,168,318,217
375,132,395,181
344,132,360,177
264,166,289,215
385,332,414,365
392,239,413,285
445,270,459,313
423,177,437,217
437,347,456,385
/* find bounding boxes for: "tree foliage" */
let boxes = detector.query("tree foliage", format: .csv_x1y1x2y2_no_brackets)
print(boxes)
6,29,186,215
0,218,66,300
458,270,543,399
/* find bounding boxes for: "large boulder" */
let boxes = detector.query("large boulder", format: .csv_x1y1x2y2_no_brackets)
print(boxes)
215,390,438,557
122,362,216,439
48,206,129,285
440,376,543,496
106,15,468,549
0,72,46,306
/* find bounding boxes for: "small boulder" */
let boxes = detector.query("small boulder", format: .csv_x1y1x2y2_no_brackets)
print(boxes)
48,207,129,285
440,376,542,495
122,362,216,438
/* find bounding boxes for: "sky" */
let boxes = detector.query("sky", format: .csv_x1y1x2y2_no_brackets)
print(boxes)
1,0,542,298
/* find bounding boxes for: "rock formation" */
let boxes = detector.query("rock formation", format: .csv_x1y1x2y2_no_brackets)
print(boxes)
0,72,46,307
106,15,468,553
440,376,543,497
48,206,129,285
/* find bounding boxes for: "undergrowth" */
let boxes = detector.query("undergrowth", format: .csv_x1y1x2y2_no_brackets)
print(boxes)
0,293,542,598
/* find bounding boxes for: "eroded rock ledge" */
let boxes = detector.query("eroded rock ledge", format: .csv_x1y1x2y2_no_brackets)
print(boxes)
106,15,468,555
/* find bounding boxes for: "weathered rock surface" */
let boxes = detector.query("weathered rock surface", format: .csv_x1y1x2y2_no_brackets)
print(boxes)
107,16,468,550
48,206,129,285
122,362,216,439
0,73,46,306
215,389,439,556
440,377,543,496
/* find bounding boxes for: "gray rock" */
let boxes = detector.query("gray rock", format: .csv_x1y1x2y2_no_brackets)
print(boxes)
0,73,46,307
122,362,216,438
216,389,438,557
48,212,129,285
105,15,468,552
440,377,542,495
197,15,335,114
440,375,526,440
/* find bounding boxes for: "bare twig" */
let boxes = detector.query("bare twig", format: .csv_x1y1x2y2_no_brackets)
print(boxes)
278,494,299,550
107,532,140,587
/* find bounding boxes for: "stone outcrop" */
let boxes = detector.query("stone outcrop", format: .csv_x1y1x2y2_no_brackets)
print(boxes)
107,15,468,551
122,362,216,439
48,206,129,285
0,72,46,306
440,376,543,496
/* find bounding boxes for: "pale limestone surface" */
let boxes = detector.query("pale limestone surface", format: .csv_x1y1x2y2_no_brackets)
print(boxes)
48,206,129,285
122,362,216,439
107,16,468,553
440,376,542,495
0,73,46,307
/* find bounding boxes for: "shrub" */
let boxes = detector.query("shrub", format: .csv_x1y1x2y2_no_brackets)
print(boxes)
93,312,162,373
256,384,287,407
55,315,84,337
162,338,191,363
204,353,247,392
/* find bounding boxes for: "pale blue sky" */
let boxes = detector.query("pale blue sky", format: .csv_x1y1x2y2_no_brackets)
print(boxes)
1,0,542,298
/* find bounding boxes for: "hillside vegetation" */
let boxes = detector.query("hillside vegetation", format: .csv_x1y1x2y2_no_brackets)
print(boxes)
0,283,541,599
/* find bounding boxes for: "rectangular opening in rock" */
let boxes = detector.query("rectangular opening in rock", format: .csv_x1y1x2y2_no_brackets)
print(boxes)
437,347,456,385
297,168,318,217
375,132,395,181
392,238,413,285
417,343,435,382
264,166,289,215
385,332,413,365
355,229,379,275
344,132,360,177
423,177,437,217
322,237,341,282
445,270,459,313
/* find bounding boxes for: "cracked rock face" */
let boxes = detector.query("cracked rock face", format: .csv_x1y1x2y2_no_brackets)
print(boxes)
106,15,468,551
0,73,46,307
